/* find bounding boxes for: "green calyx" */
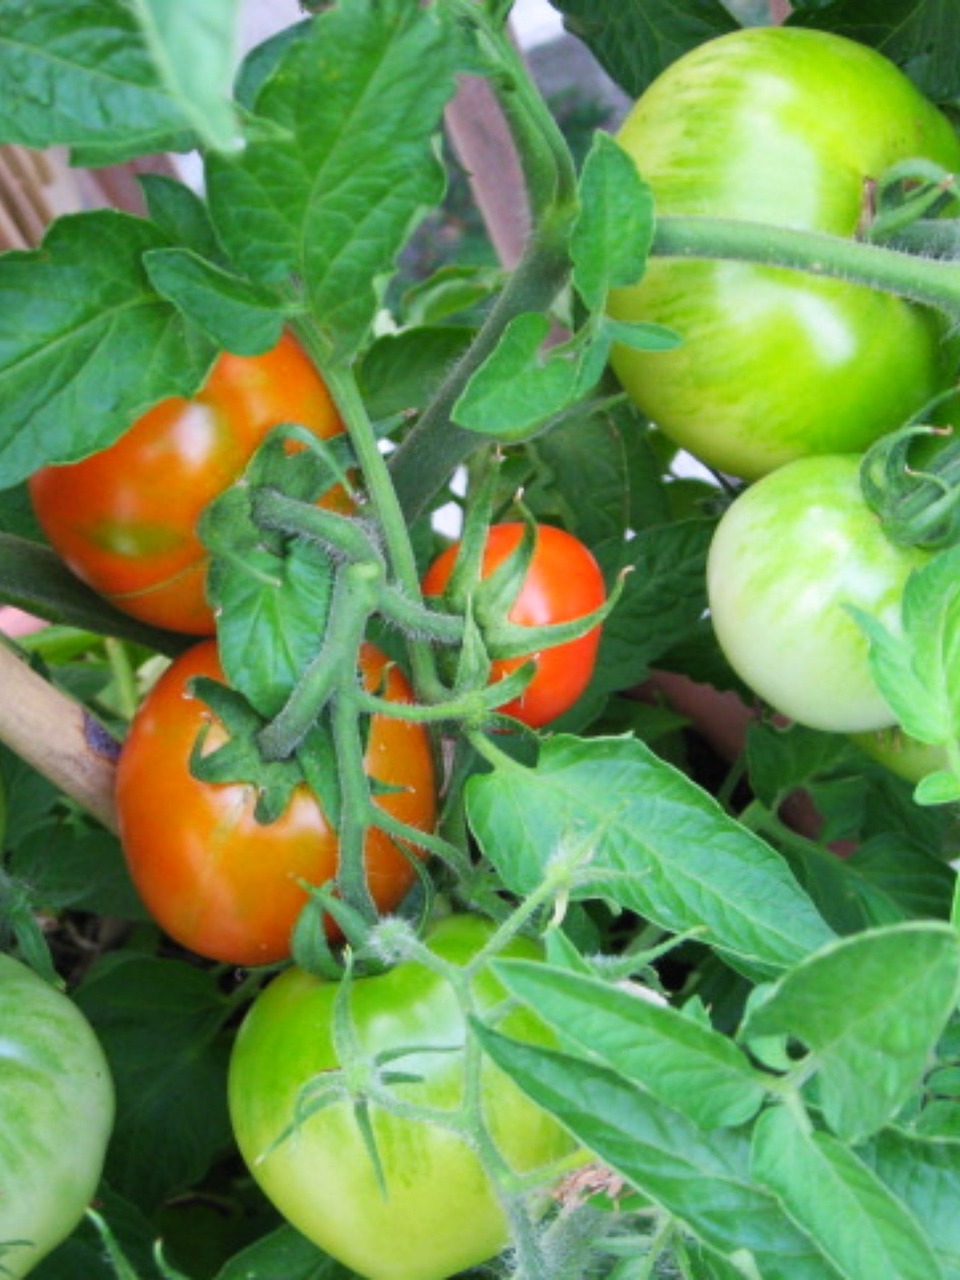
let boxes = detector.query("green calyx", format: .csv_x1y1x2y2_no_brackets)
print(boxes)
860,422,960,550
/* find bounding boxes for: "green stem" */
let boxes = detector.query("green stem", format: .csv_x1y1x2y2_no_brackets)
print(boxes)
652,215,960,318
389,220,574,524
257,562,381,761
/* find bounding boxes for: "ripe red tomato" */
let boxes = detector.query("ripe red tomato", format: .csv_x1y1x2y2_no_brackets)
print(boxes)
422,522,606,728
115,641,437,966
29,332,346,634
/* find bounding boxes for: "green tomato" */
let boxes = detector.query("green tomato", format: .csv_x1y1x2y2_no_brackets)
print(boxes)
851,726,949,784
229,915,580,1280
707,454,929,733
609,27,960,480
0,955,114,1278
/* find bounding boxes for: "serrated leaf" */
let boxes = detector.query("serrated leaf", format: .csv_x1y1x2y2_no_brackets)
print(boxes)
138,174,222,260
143,249,286,355
742,923,960,1142
0,0,196,160
752,1107,943,1280
473,1026,838,1280
492,959,766,1129
205,0,462,357
572,131,656,311
127,0,244,154
551,0,739,99
0,210,215,487
466,735,835,975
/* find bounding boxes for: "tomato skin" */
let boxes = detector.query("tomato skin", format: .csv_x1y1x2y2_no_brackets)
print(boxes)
609,27,960,480
228,914,580,1280
0,954,114,1278
29,332,345,634
115,641,436,966
422,523,605,727
707,455,930,733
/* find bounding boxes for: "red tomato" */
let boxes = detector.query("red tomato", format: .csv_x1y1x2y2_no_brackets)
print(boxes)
30,333,346,634
422,523,605,728
115,641,436,966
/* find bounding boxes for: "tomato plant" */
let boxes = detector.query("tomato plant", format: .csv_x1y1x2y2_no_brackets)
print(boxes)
5,2,960,1277
608,26,960,480
29,332,346,634
228,914,581,1280
115,640,437,967
422,523,605,727
707,454,930,733
0,954,114,1279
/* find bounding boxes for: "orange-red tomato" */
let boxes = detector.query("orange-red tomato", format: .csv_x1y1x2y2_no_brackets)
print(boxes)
422,523,606,728
115,641,436,967
30,333,345,634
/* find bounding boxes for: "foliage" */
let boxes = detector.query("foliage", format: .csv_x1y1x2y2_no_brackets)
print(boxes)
2,1,960,1279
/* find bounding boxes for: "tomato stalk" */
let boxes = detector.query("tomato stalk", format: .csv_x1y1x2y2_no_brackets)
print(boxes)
651,215,960,321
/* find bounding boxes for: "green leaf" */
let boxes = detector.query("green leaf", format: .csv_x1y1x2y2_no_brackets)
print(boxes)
143,249,286,355
752,1107,944,1280
138,174,222,260
858,1128,960,1279
746,722,855,811
357,327,474,422
591,519,716,691
473,1025,837,1280
214,1225,355,1280
491,959,767,1129
551,0,739,99
0,0,196,161
788,0,960,102
205,0,461,357
572,132,656,311
741,923,960,1142
523,401,634,549
9,824,147,921
74,954,233,1214
127,0,244,154
852,546,960,748
0,211,215,488
452,312,581,438
466,735,836,975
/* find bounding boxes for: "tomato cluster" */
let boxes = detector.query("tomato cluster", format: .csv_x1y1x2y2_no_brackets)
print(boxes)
611,26,960,736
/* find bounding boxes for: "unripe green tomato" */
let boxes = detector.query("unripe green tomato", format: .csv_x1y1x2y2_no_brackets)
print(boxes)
851,726,949,784
609,27,960,480
0,955,114,1277
229,915,580,1280
707,454,929,733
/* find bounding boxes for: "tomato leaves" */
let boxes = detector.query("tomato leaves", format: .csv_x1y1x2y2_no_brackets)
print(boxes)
852,545,960,804
0,212,215,487
466,734,836,975
550,0,739,99
205,0,463,360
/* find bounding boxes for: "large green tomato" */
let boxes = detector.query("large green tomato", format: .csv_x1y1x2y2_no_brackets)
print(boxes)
0,955,114,1277
609,27,960,480
707,454,929,733
229,915,580,1280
